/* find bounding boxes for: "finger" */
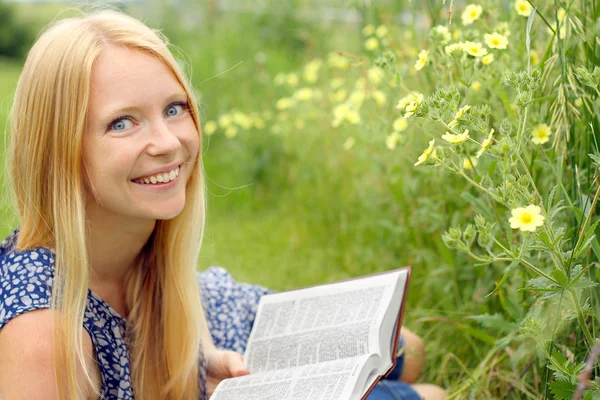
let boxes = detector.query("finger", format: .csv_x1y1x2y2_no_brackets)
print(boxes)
224,352,250,376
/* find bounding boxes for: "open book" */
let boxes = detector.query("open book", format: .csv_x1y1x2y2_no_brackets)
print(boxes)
210,268,411,400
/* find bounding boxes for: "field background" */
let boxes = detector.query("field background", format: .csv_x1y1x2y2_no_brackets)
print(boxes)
2,1,598,398
0,0,466,387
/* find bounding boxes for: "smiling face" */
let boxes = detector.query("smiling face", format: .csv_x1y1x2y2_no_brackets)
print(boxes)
83,45,200,225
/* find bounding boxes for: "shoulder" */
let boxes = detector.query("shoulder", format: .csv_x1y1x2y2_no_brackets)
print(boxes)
0,239,55,331
198,267,273,353
198,266,272,310
0,309,96,399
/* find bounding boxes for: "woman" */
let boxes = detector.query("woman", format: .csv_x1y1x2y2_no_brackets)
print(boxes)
0,10,246,399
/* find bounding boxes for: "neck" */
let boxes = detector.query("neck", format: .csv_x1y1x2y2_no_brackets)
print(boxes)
85,209,156,318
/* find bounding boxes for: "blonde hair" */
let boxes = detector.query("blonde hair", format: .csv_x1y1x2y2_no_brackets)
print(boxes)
8,9,207,399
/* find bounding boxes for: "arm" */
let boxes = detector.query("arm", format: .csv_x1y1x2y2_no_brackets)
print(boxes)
0,309,100,400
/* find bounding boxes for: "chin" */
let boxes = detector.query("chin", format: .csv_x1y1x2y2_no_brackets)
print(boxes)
154,207,185,221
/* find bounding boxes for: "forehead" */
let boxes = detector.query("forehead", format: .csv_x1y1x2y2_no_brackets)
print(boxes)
89,45,186,110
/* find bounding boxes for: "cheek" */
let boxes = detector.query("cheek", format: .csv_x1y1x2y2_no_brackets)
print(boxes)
181,121,201,160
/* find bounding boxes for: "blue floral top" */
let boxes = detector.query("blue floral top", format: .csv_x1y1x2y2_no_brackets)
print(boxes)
0,230,208,399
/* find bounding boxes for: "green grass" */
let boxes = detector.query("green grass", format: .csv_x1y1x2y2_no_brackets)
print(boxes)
0,59,22,240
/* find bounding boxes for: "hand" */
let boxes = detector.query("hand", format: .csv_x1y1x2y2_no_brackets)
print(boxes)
205,350,250,395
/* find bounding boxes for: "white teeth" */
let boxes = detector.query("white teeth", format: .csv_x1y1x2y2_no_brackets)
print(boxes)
135,166,180,185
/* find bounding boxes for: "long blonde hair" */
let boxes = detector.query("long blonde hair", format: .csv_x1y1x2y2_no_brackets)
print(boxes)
8,10,207,399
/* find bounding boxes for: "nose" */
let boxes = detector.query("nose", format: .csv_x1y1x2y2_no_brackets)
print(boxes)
146,118,181,157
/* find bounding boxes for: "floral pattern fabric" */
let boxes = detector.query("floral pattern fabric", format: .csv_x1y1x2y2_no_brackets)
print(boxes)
0,230,206,399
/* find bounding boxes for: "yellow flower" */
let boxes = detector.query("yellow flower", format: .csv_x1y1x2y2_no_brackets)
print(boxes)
303,59,321,83
375,25,388,38
253,116,265,129
445,43,464,55
328,53,349,69
355,77,367,89
550,9,568,39
495,22,511,37
346,110,361,124
348,90,366,107
515,0,533,17
575,98,584,107
218,114,233,128
294,88,314,101
532,123,551,144
415,49,429,71
396,92,423,111
233,111,253,130
463,41,488,57
386,132,401,150
414,139,436,166
530,50,539,65
276,97,295,110
463,157,478,169
372,90,387,107
484,32,508,49
393,117,408,132
303,70,318,84
509,205,545,232
482,54,495,65
203,120,217,136
368,67,384,85
404,99,421,118
286,73,299,87
333,103,350,121
365,37,379,51
330,78,345,90
274,73,285,86
471,81,482,91
462,4,483,26
330,88,348,103
476,128,494,158
343,137,355,150
362,24,375,36
455,105,471,120
442,129,470,144
432,25,451,43
224,126,238,139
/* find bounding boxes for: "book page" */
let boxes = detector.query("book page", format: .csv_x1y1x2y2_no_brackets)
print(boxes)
211,354,377,400
245,271,403,372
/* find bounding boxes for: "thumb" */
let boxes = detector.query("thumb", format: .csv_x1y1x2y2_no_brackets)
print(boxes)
224,351,250,376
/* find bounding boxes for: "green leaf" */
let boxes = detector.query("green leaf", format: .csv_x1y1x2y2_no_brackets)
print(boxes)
552,268,569,287
549,380,576,399
468,313,519,334
574,219,600,259
486,262,517,298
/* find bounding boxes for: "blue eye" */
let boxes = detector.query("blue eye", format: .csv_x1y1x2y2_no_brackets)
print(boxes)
165,102,189,117
109,118,133,132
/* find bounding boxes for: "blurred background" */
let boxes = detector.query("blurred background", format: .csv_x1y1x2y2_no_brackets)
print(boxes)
0,0,450,290
0,0,531,394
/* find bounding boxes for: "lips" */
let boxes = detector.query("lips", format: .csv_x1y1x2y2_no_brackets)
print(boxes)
132,165,180,184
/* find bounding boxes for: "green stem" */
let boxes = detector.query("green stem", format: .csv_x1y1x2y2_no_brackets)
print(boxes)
569,288,595,347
